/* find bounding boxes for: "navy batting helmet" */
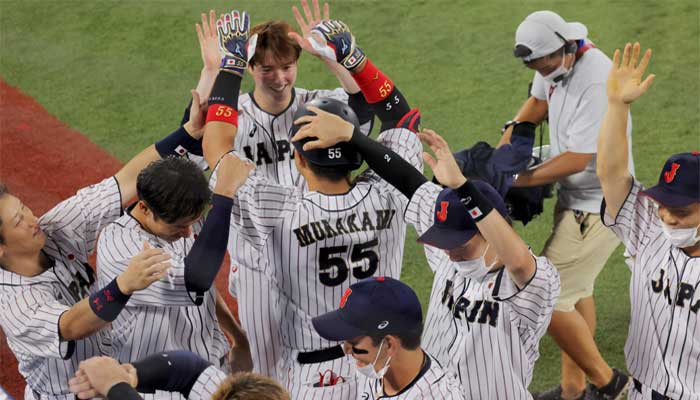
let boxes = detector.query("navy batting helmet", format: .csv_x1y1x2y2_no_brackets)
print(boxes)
289,98,363,170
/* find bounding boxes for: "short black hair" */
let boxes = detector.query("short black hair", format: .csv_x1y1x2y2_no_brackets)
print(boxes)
136,157,211,223
369,325,424,351
306,161,354,182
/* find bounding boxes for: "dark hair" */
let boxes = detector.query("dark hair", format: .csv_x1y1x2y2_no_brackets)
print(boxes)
212,372,290,400
370,325,424,351
136,157,211,223
249,21,301,68
305,161,354,182
0,182,8,244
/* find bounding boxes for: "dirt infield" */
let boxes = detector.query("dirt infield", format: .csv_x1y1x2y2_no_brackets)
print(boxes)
0,79,237,398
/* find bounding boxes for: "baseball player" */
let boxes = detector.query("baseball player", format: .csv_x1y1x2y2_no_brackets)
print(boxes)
598,42,699,400
312,277,465,399
192,1,375,378
203,14,421,399
0,110,211,399
295,118,561,399
95,151,252,400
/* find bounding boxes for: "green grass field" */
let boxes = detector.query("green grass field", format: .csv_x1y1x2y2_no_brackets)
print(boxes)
1,0,698,392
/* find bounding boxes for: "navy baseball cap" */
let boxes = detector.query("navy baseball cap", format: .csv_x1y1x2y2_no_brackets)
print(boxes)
417,181,509,250
312,277,423,342
289,98,363,170
641,151,700,207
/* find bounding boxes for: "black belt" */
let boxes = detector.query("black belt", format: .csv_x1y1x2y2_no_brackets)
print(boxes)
297,345,345,364
633,378,673,400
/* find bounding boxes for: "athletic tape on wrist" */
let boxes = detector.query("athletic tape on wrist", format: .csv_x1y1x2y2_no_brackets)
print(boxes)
89,278,131,322
352,59,394,104
456,181,495,222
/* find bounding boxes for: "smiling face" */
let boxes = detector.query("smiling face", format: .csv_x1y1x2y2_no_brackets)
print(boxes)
250,50,298,104
0,193,46,266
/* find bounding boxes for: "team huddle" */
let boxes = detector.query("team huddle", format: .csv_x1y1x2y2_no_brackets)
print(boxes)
0,1,698,400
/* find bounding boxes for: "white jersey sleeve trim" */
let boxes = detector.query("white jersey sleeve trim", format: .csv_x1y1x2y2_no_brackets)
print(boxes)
39,177,122,260
0,285,73,359
188,365,228,400
601,179,654,258
492,256,561,331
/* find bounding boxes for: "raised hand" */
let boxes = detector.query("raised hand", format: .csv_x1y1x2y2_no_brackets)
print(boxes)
291,106,355,150
116,242,171,295
216,10,258,76
607,42,655,104
289,0,330,58
196,10,221,72
309,19,366,70
214,153,255,198
419,129,467,189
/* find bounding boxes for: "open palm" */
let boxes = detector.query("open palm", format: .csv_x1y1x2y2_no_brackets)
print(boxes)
607,42,655,104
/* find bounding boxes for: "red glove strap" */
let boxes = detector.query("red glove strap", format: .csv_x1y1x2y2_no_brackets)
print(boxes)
352,59,394,104
206,105,238,126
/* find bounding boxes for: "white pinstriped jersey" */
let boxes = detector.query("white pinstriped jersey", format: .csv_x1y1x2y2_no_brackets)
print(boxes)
405,182,560,400
228,87,372,378
356,352,464,399
188,365,228,400
0,178,121,399
97,214,228,399
603,180,700,399
212,127,421,353
234,88,349,188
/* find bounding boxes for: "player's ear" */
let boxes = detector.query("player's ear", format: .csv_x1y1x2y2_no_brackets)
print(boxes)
136,200,151,217
384,335,400,355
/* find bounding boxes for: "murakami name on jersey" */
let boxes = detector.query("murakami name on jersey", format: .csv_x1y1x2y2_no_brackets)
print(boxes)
293,209,397,247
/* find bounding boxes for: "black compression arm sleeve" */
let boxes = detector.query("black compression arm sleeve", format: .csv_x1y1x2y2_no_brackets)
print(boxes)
133,351,211,398
107,383,143,400
349,129,427,198
347,91,374,126
184,194,233,304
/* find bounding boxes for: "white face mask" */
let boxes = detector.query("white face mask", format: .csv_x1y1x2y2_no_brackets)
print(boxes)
454,244,497,280
541,48,572,85
355,339,392,380
662,222,700,248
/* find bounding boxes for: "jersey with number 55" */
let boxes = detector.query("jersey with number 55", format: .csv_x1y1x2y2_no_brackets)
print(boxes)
210,127,422,352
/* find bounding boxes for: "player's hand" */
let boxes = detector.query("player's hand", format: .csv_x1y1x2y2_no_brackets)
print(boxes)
69,357,133,398
419,129,467,189
216,10,258,76
196,10,221,73
289,0,330,59
214,154,254,198
309,19,366,71
117,242,171,295
228,335,253,373
607,42,655,104
183,90,207,140
292,106,354,150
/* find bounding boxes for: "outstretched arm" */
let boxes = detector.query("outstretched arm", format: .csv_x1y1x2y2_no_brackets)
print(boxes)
421,130,536,287
597,42,654,218
202,10,256,169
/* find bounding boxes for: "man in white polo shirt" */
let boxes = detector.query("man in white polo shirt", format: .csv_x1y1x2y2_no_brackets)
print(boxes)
498,10,634,400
